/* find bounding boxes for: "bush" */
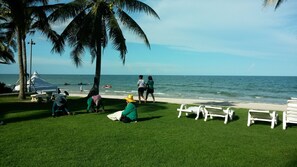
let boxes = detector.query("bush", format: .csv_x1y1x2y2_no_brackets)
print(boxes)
0,82,13,94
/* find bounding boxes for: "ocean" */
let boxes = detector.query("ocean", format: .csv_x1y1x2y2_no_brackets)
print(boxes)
1,74,296,105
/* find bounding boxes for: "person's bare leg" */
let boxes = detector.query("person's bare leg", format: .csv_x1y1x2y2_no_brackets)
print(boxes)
152,93,155,103
138,93,141,104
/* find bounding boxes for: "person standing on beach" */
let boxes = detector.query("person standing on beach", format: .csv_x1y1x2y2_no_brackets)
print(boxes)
137,75,146,103
80,85,83,92
145,76,155,103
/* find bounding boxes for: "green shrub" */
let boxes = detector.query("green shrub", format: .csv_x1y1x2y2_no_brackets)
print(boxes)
0,82,13,94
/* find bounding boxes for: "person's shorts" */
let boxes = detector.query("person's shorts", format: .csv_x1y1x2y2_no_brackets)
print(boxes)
147,88,154,93
138,87,145,94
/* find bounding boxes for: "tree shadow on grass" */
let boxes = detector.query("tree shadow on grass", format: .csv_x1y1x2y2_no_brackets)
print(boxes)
137,116,162,122
1,96,157,124
136,102,168,113
247,120,281,128
286,159,297,167
102,99,169,114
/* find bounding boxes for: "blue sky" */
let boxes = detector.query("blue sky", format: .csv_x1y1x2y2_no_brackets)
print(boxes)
1,0,297,76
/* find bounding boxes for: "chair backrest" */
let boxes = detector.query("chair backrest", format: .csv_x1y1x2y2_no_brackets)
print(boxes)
204,106,224,114
204,106,222,110
286,100,297,121
248,109,273,119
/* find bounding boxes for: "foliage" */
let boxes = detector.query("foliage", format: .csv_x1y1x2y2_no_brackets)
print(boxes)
0,16,16,64
0,82,12,93
264,0,285,9
0,0,63,99
0,96,296,167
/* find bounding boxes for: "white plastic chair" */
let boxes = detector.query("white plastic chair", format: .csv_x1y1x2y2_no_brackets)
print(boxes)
247,109,278,129
203,106,234,124
177,104,204,120
283,99,297,130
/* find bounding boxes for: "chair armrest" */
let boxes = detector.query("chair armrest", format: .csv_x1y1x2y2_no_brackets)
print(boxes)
177,104,187,111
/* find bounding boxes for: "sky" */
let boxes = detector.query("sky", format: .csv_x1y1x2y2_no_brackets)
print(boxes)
1,0,297,76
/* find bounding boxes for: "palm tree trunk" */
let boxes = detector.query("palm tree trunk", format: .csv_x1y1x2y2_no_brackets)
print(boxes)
88,14,103,98
17,30,26,99
88,42,102,97
22,37,28,92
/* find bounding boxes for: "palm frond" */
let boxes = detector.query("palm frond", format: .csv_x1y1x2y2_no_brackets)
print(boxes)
118,10,150,49
47,0,88,23
263,0,285,9
116,0,160,19
106,13,127,63
70,41,84,67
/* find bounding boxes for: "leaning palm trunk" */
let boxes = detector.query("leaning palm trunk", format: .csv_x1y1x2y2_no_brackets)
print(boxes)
88,14,103,98
88,44,102,97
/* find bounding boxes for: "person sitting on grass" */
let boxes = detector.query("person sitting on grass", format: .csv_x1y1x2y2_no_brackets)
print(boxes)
107,94,138,123
51,91,70,117
87,94,104,113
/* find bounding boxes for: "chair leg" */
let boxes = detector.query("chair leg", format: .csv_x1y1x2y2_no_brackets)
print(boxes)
204,114,208,122
229,110,234,120
283,112,287,130
247,113,251,127
177,104,186,118
224,115,228,124
178,111,182,118
195,111,200,120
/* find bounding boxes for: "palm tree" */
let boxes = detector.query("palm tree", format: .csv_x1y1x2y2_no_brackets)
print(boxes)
1,0,62,99
50,0,159,97
264,0,285,9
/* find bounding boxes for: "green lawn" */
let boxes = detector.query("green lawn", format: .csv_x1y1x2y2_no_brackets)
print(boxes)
0,95,296,167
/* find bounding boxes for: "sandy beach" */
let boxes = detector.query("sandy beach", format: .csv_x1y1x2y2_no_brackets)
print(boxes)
70,93,287,111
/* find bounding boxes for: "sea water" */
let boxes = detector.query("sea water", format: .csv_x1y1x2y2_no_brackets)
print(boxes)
1,74,296,104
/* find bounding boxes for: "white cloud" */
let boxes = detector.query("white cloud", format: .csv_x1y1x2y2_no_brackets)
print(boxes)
124,0,297,59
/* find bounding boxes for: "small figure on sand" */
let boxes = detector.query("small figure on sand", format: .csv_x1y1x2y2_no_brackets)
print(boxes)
103,84,112,89
80,85,83,92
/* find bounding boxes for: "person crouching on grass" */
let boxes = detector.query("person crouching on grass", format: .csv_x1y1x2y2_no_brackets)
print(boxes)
107,94,138,123
51,91,70,117
87,94,104,113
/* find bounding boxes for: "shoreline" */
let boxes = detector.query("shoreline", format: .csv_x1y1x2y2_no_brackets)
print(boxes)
70,93,287,111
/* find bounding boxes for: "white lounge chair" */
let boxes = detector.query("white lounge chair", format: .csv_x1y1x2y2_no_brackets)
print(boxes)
283,99,297,130
177,104,204,120
247,109,278,129
203,106,234,124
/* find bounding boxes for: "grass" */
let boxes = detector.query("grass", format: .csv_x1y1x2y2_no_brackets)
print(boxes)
0,95,296,167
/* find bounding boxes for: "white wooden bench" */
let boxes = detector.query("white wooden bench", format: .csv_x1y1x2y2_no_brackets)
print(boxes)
177,104,204,120
247,109,278,129
204,106,234,124
283,99,297,130
31,94,48,102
